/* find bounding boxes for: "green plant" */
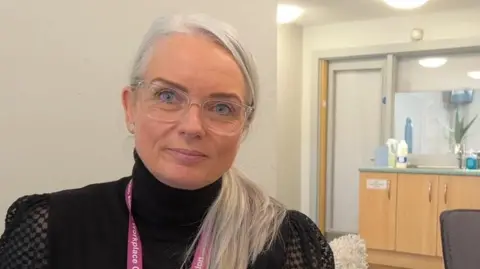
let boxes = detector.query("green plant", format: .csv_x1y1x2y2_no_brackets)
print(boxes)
453,108,478,144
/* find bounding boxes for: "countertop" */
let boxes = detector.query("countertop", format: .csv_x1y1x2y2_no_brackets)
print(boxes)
359,167,480,176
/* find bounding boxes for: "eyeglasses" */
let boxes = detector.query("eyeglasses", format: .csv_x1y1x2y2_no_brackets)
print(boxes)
134,80,254,135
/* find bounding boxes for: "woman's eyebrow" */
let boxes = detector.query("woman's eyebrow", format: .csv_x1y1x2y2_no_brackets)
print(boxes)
150,77,189,93
209,92,242,102
150,76,243,102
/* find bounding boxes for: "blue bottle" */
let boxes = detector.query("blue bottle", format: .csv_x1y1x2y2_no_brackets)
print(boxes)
404,117,413,154
466,152,478,170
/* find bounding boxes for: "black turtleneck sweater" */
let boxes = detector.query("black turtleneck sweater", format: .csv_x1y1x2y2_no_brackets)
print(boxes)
129,154,224,268
0,154,335,269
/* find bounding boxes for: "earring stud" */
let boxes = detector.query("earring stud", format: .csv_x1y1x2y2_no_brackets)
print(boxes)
128,123,135,133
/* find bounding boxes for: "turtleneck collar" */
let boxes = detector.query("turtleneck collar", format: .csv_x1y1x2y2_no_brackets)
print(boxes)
130,151,222,229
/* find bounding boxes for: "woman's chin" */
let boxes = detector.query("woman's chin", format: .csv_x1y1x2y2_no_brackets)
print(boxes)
154,167,214,190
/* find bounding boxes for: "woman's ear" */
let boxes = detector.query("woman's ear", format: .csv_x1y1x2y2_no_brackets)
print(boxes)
122,86,136,134
240,124,250,142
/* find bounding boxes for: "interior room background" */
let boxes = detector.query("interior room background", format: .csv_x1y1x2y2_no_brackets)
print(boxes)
3,0,480,236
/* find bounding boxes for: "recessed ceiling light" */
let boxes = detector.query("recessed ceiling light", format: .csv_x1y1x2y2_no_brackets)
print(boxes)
277,4,304,24
383,0,429,10
467,71,480,80
418,57,447,68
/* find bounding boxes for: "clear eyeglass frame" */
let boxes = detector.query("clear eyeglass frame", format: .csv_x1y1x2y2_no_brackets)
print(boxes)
133,80,254,135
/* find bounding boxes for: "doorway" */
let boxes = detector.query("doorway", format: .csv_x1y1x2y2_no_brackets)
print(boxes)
318,58,388,239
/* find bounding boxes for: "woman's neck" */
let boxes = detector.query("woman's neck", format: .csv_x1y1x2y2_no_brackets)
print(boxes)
131,151,222,229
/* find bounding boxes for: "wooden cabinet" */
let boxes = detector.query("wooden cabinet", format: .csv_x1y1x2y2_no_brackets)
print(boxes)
359,171,480,269
396,174,438,256
359,172,397,250
436,176,480,256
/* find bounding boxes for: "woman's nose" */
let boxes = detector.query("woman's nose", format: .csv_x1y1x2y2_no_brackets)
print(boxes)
177,104,206,136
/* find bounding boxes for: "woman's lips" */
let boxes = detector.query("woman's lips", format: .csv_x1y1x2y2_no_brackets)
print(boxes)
166,148,208,165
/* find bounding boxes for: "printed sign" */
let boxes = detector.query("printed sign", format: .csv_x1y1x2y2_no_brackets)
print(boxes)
366,179,388,190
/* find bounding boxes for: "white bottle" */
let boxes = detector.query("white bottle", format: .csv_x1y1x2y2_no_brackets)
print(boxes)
396,140,409,168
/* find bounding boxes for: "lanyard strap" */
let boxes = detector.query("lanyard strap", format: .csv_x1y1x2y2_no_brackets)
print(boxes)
125,179,210,269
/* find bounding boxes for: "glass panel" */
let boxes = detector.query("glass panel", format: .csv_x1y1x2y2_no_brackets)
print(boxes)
394,53,480,155
397,53,480,92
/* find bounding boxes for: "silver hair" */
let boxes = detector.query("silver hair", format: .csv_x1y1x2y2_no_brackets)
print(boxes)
129,14,287,269
130,13,259,122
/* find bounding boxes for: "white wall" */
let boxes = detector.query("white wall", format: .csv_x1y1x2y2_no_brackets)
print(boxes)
301,7,480,217
0,0,278,232
276,24,303,211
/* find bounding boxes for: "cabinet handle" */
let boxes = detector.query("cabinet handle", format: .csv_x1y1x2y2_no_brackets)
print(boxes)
387,180,391,200
444,183,448,204
428,181,432,203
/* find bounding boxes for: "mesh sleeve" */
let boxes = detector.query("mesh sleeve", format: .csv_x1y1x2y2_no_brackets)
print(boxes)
0,195,50,269
283,210,335,269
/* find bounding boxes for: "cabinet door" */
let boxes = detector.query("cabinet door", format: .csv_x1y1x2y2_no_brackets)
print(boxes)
396,174,439,256
359,172,397,250
436,176,480,256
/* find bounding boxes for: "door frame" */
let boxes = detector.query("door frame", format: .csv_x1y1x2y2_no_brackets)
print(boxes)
322,59,391,234
306,37,480,228
317,60,328,233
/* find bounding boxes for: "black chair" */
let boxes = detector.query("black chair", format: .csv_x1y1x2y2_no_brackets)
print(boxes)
440,209,480,269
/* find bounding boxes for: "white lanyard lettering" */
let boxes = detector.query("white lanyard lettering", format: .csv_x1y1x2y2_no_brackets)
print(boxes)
125,180,210,269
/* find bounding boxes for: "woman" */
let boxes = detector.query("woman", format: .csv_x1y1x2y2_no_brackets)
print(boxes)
0,14,334,269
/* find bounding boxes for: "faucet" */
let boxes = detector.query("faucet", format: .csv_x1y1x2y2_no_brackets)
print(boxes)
454,144,465,169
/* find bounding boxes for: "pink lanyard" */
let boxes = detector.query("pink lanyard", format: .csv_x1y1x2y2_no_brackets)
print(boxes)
125,179,210,269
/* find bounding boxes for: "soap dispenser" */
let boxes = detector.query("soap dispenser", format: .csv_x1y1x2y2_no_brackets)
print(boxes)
386,139,398,168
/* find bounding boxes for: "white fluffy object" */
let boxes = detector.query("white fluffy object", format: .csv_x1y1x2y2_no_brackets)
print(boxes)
329,234,369,269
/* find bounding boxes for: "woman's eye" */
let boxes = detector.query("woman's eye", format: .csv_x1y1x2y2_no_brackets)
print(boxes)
160,91,175,102
214,103,233,115
154,89,177,103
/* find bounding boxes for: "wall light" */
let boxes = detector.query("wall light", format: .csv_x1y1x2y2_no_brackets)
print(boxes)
277,4,304,24
383,0,429,10
418,57,447,68
467,71,480,80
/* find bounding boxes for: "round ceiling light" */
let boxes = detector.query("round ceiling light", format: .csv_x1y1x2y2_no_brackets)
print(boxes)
418,57,447,68
277,4,304,24
467,71,480,80
383,0,429,10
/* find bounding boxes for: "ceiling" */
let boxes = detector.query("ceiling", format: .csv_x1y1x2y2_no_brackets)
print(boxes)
280,0,480,26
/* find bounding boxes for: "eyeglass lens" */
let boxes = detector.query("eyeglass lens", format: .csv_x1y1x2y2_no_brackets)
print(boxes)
144,83,248,134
